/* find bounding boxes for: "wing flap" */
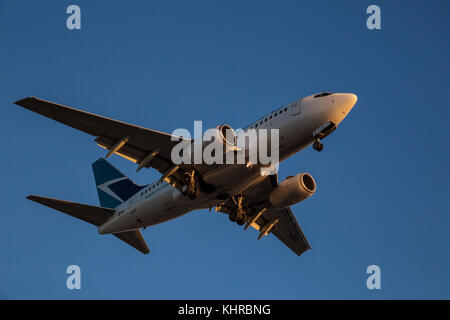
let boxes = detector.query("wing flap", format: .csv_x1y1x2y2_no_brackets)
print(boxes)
255,207,311,256
95,135,173,174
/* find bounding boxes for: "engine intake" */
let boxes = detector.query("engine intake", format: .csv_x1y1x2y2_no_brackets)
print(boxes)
218,124,236,146
269,173,316,209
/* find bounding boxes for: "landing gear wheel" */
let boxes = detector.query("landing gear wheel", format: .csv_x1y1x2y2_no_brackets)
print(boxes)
188,184,200,200
236,215,246,226
313,139,324,152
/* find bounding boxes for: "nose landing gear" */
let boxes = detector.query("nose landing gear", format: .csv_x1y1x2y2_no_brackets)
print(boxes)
313,138,324,152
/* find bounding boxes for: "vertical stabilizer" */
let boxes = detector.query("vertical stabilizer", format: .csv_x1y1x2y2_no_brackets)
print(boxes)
92,158,145,208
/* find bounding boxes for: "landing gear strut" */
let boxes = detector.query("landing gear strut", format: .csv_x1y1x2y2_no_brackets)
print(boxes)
313,138,324,152
181,170,200,200
229,195,247,225
230,211,247,225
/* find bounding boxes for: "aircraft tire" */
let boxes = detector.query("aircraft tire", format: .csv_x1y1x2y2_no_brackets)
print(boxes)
313,141,324,152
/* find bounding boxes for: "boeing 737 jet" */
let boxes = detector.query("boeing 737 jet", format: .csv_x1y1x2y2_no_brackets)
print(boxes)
14,92,357,255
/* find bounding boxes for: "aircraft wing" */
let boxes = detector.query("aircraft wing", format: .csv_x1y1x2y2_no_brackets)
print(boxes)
251,206,311,256
14,97,193,190
217,174,311,256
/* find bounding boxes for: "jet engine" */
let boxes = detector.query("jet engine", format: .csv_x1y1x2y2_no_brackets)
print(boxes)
192,124,236,149
216,124,236,146
190,124,237,159
269,173,316,208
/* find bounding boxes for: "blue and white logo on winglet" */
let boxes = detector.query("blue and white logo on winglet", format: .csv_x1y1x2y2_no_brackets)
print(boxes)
92,158,145,208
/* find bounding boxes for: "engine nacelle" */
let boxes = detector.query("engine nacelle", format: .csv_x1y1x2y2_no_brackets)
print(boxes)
192,124,236,148
269,173,316,209
188,124,236,162
216,124,236,146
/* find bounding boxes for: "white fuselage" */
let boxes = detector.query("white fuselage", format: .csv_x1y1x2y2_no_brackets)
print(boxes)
98,93,357,234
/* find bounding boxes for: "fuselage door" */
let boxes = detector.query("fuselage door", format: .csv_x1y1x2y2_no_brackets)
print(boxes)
291,101,301,116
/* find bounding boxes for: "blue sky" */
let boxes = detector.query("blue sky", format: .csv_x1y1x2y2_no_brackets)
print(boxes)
1,1,449,299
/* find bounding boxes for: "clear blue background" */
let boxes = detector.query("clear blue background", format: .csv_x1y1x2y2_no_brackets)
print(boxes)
1,0,449,299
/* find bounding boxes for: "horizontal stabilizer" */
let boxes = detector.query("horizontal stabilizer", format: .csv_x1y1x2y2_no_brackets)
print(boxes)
114,230,150,254
27,195,114,226
27,195,150,254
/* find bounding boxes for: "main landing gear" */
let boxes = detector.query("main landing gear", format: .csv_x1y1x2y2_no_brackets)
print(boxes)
313,138,324,152
229,195,247,225
181,170,200,200
215,198,275,239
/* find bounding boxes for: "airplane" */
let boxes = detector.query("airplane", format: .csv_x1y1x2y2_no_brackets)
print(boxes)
14,91,357,255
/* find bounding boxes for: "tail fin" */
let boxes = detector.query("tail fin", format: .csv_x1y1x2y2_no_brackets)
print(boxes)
27,195,150,254
92,158,145,209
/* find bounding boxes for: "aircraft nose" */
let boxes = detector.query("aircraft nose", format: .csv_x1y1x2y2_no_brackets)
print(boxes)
336,93,357,116
342,93,357,111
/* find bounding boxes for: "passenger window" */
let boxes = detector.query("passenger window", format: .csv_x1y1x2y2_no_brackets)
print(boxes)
314,92,333,98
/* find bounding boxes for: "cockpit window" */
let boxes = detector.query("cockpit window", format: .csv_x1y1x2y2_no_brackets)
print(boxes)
314,92,333,98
